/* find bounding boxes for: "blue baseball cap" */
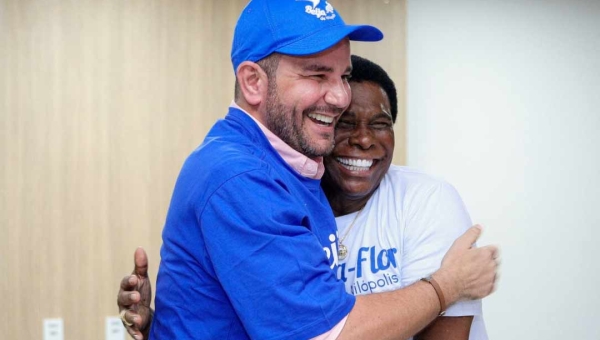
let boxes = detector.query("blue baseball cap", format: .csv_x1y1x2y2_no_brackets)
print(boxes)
231,0,383,72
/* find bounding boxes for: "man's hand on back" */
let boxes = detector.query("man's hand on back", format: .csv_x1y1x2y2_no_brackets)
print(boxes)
434,225,499,304
117,247,153,340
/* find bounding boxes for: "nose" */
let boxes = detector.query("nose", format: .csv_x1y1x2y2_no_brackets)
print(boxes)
348,123,375,150
324,78,350,110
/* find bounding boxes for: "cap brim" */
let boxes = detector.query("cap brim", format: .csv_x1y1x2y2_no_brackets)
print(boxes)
276,24,383,57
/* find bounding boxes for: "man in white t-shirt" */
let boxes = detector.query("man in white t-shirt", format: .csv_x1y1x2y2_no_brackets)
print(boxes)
117,55,494,339
332,167,487,339
321,55,487,339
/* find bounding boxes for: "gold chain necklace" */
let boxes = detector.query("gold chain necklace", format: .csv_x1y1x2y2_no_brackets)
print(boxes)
337,206,365,260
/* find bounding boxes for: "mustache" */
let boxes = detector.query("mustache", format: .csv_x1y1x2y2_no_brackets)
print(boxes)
303,105,345,116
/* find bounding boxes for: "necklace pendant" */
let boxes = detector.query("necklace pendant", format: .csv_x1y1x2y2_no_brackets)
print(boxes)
338,244,348,260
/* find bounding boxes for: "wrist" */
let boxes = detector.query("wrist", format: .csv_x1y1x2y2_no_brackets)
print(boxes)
431,269,460,306
141,308,154,336
420,276,446,316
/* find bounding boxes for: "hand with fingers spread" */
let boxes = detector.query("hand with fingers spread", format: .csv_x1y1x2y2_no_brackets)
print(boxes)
432,225,499,304
117,247,153,340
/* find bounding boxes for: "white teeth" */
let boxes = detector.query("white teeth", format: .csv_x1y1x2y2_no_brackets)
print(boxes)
336,158,373,171
308,113,334,124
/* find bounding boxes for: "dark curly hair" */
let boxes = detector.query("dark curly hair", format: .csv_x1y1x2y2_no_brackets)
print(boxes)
350,55,398,123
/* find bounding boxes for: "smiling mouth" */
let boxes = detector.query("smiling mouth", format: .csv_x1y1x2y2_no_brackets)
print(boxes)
336,157,374,172
308,113,334,126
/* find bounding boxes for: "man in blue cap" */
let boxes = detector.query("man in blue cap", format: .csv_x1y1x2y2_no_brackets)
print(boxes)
141,0,498,339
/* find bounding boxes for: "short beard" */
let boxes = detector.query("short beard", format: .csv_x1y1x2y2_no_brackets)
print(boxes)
264,81,337,158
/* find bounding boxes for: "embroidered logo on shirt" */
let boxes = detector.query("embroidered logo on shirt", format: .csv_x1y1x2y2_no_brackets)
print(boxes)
296,0,336,21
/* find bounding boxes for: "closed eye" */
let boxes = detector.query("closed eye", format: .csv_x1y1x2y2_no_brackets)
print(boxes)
336,120,355,129
371,121,393,129
306,74,326,80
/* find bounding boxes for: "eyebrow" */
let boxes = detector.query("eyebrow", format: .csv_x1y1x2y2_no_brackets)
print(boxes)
340,111,393,120
302,64,353,74
373,111,393,120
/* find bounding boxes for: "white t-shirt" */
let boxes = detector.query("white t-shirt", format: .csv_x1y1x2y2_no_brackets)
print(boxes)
334,165,488,340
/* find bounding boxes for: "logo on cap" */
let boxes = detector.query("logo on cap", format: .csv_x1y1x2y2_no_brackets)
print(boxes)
296,0,336,21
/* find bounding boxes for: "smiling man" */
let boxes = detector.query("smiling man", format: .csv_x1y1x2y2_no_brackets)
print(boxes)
129,1,499,339
322,55,488,339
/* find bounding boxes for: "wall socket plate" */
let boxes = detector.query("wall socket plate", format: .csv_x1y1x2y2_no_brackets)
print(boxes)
43,318,64,340
106,316,126,340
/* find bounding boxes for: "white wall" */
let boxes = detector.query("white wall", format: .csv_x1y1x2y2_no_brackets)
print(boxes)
407,0,600,338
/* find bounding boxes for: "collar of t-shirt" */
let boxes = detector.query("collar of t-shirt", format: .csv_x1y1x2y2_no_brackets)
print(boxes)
230,101,325,180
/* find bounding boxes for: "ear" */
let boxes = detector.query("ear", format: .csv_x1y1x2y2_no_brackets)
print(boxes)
236,61,269,106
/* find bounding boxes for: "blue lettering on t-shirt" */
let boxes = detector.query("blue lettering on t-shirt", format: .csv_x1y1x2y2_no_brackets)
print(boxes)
373,247,398,273
335,245,399,283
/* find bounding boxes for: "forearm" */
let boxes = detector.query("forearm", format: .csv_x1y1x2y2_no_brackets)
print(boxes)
414,316,473,340
337,280,447,340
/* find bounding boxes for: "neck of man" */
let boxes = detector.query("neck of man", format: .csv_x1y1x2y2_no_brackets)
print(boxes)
322,179,372,217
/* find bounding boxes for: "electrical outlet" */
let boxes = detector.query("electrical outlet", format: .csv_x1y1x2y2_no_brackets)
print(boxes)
43,318,64,340
106,316,126,340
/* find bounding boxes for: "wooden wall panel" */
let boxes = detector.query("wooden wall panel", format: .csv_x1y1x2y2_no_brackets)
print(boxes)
0,1,405,338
